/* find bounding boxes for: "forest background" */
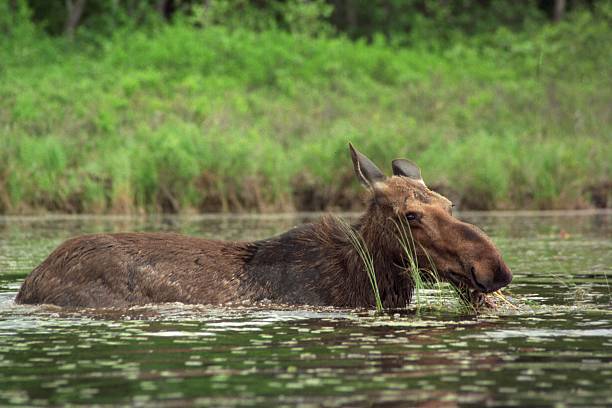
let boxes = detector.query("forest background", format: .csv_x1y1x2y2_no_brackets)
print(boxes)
1,0,610,214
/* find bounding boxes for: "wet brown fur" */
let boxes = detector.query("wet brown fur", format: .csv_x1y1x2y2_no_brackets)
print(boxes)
16,148,511,308
377,177,511,293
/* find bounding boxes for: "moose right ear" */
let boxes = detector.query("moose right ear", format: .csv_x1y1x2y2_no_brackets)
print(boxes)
349,143,385,189
392,159,425,185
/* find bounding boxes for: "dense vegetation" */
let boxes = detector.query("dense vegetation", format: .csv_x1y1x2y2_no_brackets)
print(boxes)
0,1,610,213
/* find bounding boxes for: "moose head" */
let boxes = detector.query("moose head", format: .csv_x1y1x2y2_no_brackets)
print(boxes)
349,143,512,299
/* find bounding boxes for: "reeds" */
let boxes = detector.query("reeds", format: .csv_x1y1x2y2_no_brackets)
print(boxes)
490,290,518,310
336,217,383,312
336,215,513,314
391,217,478,314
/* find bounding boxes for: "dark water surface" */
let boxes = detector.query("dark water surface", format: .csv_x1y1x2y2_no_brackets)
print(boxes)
0,211,610,407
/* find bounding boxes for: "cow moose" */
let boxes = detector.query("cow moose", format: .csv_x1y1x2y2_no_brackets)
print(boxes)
16,144,512,308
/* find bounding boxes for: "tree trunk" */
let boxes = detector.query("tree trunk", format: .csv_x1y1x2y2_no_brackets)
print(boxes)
346,0,357,35
156,0,178,21
553,0,566,22
64,0,87,37
156,0,167,17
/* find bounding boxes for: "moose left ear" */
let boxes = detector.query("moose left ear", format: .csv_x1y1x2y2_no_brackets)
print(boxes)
349,143,386,188
392,159,425,185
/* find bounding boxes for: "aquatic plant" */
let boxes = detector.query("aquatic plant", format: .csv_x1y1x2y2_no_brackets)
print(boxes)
391,216,477,314
335,214,514,314
336,217,383,312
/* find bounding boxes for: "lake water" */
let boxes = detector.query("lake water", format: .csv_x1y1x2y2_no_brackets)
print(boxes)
0,211,610,407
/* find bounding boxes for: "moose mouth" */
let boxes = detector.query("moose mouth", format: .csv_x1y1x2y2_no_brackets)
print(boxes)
446,269,488,293
444,269,497,307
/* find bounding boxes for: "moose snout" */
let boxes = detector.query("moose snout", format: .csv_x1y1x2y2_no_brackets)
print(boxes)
495,261,513,289
473,260,512,293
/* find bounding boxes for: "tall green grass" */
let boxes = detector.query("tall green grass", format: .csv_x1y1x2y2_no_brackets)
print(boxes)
0,13,609,213
335,213,480,313
336,217,383,312
391,217,476,314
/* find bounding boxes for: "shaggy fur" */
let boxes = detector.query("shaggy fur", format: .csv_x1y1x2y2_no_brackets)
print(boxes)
15,209,411,308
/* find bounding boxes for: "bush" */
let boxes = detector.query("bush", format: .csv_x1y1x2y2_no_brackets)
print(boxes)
0,4,609,213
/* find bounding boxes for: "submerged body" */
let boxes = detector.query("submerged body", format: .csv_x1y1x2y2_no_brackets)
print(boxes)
16,216,409,308
16,145,511,308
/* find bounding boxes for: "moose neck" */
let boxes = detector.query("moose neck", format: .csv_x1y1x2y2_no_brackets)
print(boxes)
353,205,412,309
241,210,412,308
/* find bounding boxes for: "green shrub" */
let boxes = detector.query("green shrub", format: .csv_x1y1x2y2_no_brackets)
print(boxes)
0,6,609,213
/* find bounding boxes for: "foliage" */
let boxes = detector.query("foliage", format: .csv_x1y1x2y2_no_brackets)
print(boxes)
0,2,610,214
19,1,600,42
186,0,334,37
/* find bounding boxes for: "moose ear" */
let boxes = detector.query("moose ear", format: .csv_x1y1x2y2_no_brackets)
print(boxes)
349,143,386,188
392,159,425,185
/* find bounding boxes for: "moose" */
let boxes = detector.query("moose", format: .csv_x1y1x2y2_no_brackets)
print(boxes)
16,144,512,309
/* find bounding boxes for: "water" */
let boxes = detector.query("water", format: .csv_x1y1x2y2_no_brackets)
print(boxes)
0,211,610,407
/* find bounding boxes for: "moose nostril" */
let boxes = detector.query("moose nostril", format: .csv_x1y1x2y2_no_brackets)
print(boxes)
498,263,512,283
492,262,512,288
470,263,511,293
469,266,487,292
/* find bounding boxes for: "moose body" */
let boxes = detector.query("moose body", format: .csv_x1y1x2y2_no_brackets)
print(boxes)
16,145,512,308
16,219,402,308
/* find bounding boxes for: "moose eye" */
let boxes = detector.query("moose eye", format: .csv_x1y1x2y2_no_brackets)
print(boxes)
406,212,418,222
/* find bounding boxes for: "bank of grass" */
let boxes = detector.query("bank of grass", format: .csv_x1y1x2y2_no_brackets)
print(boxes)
0,13,610,213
